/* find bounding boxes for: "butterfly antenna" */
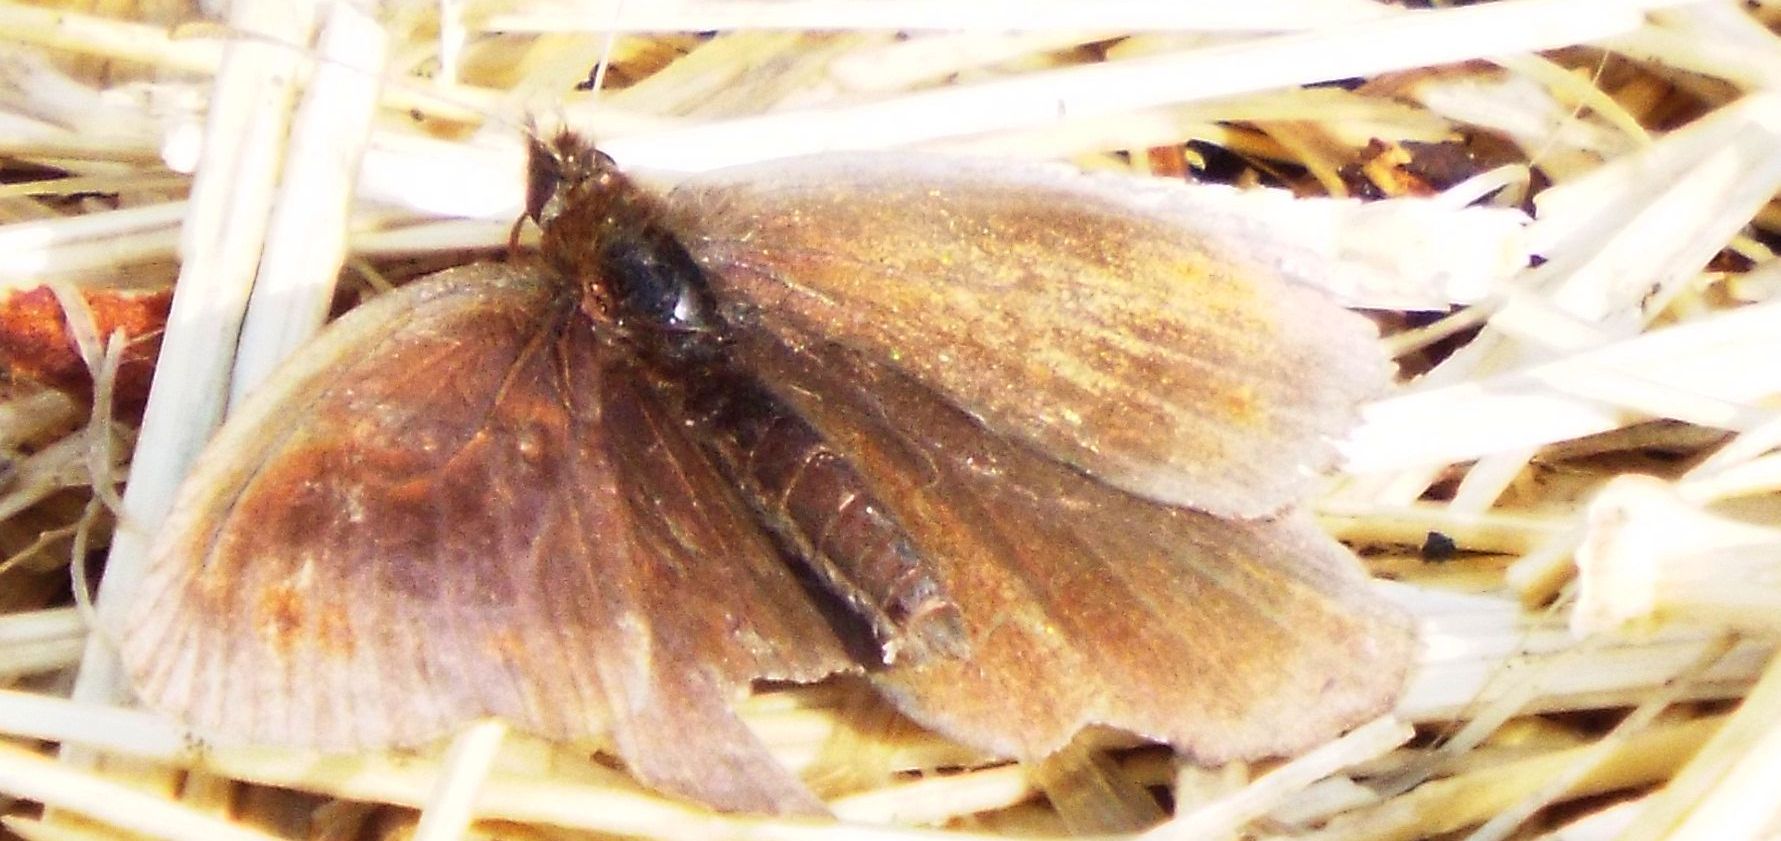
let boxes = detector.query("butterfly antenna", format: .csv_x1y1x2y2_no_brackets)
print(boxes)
588,0,625,97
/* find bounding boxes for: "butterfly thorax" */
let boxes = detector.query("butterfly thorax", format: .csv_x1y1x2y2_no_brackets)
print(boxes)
527,131,722,361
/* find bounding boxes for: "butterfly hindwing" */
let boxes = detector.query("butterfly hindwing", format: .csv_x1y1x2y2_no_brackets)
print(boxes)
122,262,853,813
734,329,1415,761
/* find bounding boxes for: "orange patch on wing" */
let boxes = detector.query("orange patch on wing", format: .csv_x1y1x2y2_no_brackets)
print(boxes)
1215,381,1262,428
251,580,357,656
254,581,306,650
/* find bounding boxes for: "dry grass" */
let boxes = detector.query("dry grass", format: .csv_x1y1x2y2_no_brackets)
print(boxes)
4,0,1781,838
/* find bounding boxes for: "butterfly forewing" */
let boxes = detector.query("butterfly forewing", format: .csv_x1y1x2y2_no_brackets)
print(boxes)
734,329,1415,761
667,153,1394,519
123,262,852,813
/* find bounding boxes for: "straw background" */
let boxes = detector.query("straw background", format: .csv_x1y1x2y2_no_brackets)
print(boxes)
4,0,1781,838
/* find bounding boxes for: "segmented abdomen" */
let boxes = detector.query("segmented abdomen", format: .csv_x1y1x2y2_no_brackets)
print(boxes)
683,367,966,663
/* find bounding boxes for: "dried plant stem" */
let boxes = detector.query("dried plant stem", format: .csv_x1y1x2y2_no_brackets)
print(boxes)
1156,716,1413,839
1302,715,1724,841
0,741,280,841
1617,649,1781,841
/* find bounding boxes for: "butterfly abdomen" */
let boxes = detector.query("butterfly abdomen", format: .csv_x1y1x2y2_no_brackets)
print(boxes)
678,365,968,664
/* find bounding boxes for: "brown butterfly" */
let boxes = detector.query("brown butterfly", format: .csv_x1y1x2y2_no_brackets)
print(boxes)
121,131,1415,814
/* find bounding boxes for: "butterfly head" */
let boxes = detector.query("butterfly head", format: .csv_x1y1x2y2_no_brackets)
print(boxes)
524,129,623,233
522,129,723,349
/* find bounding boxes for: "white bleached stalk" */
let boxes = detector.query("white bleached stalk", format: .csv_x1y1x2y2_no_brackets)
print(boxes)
1573,474,1781,637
